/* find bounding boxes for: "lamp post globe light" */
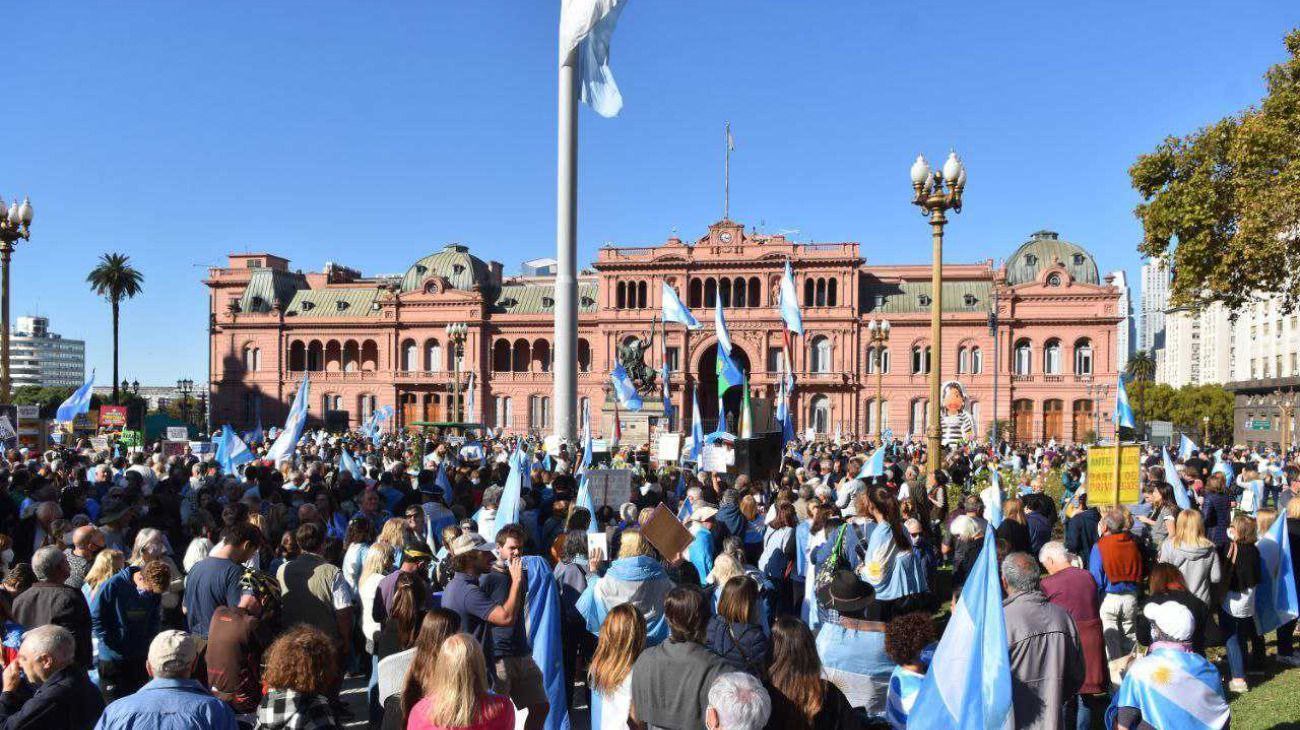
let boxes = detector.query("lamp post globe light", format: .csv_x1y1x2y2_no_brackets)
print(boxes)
868,318,890,443
910,152,965,482
446,323,468,422
177,378,194,427
0,196,33,404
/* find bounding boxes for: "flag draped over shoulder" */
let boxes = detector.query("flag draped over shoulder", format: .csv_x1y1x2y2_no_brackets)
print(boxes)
559,0,629,118
1255,511,1299,634
266,375,310,463
689,387,705,466
523,555,571,730
907,535,1012,730
56,370,95,422
1103,649,1230,730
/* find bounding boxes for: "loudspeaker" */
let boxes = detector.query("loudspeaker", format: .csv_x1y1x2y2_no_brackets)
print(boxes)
734,432,784,480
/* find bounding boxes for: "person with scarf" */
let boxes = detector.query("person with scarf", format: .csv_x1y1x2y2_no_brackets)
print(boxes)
576,530,673,646
1105,602,1229,730
1089,509,1144,662
854,489,928,620
687,506,720,585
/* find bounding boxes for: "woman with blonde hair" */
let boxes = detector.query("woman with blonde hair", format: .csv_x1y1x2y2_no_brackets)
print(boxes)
82,548,125,604
406,633,513,730
1157,509,1222,607
376,517,409,570
578,529,674,645
995,498,1032,554
386,609,461,730
588,603,646,730
359,542,395,654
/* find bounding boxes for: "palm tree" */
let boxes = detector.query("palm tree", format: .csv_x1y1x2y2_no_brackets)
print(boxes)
1126,350,1157,438
86,253,144,404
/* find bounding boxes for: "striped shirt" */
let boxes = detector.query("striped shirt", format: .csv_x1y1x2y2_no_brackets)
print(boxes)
886,665,925,729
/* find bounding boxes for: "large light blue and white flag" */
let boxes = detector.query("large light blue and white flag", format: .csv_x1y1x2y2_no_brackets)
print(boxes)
266,375,310,463
435,462,454,504
661,281,701,329
1212,449,1234,484
55,369,95,422
1114,374,1135,430
908,535,1013,730
778,259,804,335
491,450,526,541
1103,648,1230,730
1179,433,1199,460
610,362,643,412
1162,448,1192,510
1255,510,1299,634
559,0,629,118
215,425,254,475
339,448,364,480
857,446,885,479
690,386,705,466
715,299,733,355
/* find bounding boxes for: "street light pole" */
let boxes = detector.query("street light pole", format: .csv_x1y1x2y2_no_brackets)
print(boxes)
446,323,467,423
868,319,890,443
1202,414,1210,447
911,153,966,483
0,196,34,404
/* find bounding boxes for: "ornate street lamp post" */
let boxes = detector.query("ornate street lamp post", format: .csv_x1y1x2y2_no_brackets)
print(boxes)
1202,415,1210,447
446,323,468,422
911,152,966,482
867,318,890,443
177,378,194,427
1271,389,1295,455
0,196,33,404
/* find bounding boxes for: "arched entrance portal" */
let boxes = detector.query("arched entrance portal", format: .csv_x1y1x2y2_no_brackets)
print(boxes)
698,343,752,434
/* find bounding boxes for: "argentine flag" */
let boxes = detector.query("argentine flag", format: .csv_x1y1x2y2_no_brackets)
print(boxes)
908,535,1013,730
1179,433,1199,460
435,462,454,503
1255,510,1299,634
690,387,705,466
266,374,310,463
980,470,1004,528
715,300,733,355
215,425,254,476
778,259,804,335
661,281,701,329
559,0,629,118
857,447,885,479
491,450,526,541
1103,648,1230,730
56,370,95,422
610,362,643,412
339,448,364,480
1162,448,1192,510
1114,374,1135,430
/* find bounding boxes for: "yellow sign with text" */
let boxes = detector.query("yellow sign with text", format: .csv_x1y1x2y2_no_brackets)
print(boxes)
1085,445,1142,505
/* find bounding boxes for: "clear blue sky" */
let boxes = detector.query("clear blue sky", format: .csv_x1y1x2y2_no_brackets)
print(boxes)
8,1,1297,385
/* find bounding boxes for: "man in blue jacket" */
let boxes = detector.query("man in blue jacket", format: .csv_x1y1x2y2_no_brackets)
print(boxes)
94,631,236,730
90,560,170,701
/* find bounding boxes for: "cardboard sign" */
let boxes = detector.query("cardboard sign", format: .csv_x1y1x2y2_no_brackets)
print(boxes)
189,441,215,454
656,433,682,463
166,426,189,440
72,411,100,433
90,436,109,450
584,469,634,508
544,434,562,456
1085,445,1143,505
162,440,188,457
0,416,16,442
640,504,694,561
100,405,128,429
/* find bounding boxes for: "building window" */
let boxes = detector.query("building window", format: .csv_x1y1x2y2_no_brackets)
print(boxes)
958,346,969,374
971,347,983,374
402,341,418,371
495,397,513,429
811,336,832,373
810,395,830,434
426,341,442,373
665,347,680,371
1074,339,1093,376
530,395,551,430
1044,340,1061,375
1014,340,1032,375
909,399,929,436
767,347,784,373
911,345,931,375
867,346,890,374
865,399,889,435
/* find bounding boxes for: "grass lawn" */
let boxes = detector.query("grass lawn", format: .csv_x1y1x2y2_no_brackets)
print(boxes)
1226,659,1300,730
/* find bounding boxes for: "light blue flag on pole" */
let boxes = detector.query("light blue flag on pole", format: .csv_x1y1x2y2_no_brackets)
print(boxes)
465,371,475,422
1114,375,1136,430
339,448,364,480
610,362,643,412
1212,450,1234,484
576,418,599,533
559,0,629,118
266,374,310,463
1179,433,1199,460
55,369,95,422
715,299,733,355
690,387,705,466
907,535,1013,730
435,462,454,504
661,281,701,329
216,425,254,476
1162,448,1192,510
857,447,885,479
523,554,571,730
491,452,525,541
1255,511,1299,634
778,259,804,335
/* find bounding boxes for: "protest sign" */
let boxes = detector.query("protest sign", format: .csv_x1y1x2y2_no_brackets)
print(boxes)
544,434,562,456
701,444,734,474
119,430,143,447
90,436,109,450
586,532,609,562
584,469,633,508
189,441,215,454
100,405,128,430
162,440,188,457
15,405,38,423
0,416,16,443
1085,445,1142,505
166,426,189,440
641,504,694,561
656,433,682,463
72,411,100,434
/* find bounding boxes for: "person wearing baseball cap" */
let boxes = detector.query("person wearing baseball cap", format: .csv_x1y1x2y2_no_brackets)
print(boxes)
372,541,435,624
93,630,236,730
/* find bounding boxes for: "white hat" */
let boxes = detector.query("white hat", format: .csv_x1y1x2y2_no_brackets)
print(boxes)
1143,601,1194,642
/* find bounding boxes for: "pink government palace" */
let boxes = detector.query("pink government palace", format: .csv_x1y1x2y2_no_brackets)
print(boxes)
205,220,1123,445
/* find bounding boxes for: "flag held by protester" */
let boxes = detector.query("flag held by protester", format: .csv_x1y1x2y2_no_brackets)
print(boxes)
1178,433,1198,460
610,362,643,412
216,425,254,475
1162,448,1192,510
266,374,310,463
1114,374,1135,430
1255,511,1298,634
857,447,885,479
56,369,95,422
339,448,364,480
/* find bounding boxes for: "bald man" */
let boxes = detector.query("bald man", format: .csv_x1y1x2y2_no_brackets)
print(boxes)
64,526,105,591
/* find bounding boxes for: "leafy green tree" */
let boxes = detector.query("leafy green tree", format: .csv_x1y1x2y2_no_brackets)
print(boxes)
1170,384,1234,444
1130,29,1300,313
11,385,104,420
86,253,145,405
1126,350,1157,434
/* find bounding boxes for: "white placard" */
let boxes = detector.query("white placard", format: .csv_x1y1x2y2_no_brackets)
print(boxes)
544,434,562,456
166,426,189,440
701,444,734,474
190,441,215,454
16,405,39,422
590,439,609,453
89,436,109,450
586,532,608,562
656,433,682,463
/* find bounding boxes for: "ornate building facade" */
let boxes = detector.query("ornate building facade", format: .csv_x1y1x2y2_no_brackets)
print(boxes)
206,221,1123,444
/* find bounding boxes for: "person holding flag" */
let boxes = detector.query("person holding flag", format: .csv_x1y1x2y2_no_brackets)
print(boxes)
266,374,310,463
214,425,254,476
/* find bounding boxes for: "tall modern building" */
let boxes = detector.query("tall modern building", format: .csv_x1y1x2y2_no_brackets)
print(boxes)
1160,302,1233,387
1139,256,1169,354
1110,270,1134,373
7,316,86,388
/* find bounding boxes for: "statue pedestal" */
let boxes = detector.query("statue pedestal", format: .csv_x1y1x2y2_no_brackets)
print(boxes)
602,398,668,445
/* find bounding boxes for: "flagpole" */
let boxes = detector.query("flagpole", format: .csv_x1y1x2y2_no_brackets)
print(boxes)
555,48,579,445
724,121,731,221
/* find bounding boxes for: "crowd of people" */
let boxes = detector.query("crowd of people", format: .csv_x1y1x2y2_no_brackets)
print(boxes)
0,426,1292,730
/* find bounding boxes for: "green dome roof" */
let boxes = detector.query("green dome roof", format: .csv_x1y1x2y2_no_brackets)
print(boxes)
401,244,493,293
1005,230,1100,286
